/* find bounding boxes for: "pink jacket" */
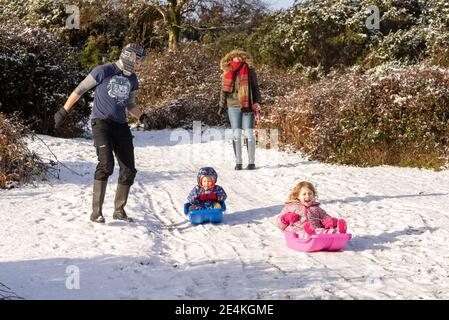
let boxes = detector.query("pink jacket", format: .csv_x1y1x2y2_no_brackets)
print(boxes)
277,200,332,233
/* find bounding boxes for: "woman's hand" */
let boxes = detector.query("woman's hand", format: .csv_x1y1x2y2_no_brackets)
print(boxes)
252,103,261,122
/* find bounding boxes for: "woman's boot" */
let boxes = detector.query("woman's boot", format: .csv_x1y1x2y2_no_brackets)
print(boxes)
246,135,256,169
232,137,243,169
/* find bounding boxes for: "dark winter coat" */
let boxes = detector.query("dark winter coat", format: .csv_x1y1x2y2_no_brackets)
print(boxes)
219,67,262,110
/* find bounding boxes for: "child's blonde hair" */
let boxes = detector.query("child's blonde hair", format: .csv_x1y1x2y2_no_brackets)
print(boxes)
287,181,317,201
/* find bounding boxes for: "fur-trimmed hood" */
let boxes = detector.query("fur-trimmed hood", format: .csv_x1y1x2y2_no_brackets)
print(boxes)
220,50,253,71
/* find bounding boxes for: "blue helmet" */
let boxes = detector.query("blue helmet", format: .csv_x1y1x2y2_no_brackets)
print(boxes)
197,167,218,185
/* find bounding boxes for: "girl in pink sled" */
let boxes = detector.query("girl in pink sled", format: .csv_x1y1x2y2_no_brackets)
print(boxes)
277,181,347,239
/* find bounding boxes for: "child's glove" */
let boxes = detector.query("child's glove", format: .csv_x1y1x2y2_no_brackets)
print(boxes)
199,193,217,201
337,219,347,233
280,212,299,225
321,217,338,229
303,222,316,236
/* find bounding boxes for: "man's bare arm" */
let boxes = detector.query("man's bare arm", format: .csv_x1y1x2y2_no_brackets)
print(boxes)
63,91,81,112
64,74,98,111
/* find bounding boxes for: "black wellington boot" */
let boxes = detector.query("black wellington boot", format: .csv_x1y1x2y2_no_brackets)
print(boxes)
113,184,134,222
90,179,107,223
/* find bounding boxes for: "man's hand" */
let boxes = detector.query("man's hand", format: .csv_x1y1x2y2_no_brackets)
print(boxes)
54,107,68,129
139,113,152,130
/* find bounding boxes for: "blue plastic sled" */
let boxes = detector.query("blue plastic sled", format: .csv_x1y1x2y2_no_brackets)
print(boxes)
184,202,227,224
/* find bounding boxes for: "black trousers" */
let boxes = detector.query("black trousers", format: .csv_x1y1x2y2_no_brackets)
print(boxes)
91,119,137,185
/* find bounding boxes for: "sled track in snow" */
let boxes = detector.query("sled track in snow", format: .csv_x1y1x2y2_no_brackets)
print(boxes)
132,150,273,298
3,131,449,299
137,156,325,298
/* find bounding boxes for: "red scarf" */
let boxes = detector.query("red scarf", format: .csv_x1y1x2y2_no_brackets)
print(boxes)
222,61,251,110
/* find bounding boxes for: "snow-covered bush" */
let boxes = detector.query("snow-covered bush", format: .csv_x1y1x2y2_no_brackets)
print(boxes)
0,21,90,136
421,0,449,67
259,65,449,169
246,0,449,69
0,0,164,70
255,0,369,69
368,27,427,66
0,113,48,189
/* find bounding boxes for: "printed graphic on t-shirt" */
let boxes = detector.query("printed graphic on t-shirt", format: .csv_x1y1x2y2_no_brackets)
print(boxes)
107,75,131,106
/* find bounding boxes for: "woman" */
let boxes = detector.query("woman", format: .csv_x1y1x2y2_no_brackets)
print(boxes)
219,50,262,170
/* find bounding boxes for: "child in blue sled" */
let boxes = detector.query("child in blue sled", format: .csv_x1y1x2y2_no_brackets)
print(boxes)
187,167,227,211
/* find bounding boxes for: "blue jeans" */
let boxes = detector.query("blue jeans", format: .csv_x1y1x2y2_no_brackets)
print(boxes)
228,107,255,165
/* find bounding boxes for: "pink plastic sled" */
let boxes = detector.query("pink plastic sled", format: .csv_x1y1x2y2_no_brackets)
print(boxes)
283,230,352,252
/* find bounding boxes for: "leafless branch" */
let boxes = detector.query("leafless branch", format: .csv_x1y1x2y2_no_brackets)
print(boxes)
33,135,83,177
0,282,24,300
140,0,168,23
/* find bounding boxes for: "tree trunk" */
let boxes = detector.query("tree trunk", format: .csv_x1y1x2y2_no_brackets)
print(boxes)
148,0,185,50
167,8,181,50
168,25,180,50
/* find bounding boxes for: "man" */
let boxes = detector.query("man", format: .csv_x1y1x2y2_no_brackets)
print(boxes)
54,43,152,223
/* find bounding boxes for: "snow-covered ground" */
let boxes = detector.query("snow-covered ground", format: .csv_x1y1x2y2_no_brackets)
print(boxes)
1,127,449,299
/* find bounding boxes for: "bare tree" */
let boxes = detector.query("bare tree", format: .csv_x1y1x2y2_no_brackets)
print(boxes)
141,0,268,49
141,0,191,50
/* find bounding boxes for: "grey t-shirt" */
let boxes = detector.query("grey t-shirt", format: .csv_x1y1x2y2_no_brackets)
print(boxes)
75,63,138,124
